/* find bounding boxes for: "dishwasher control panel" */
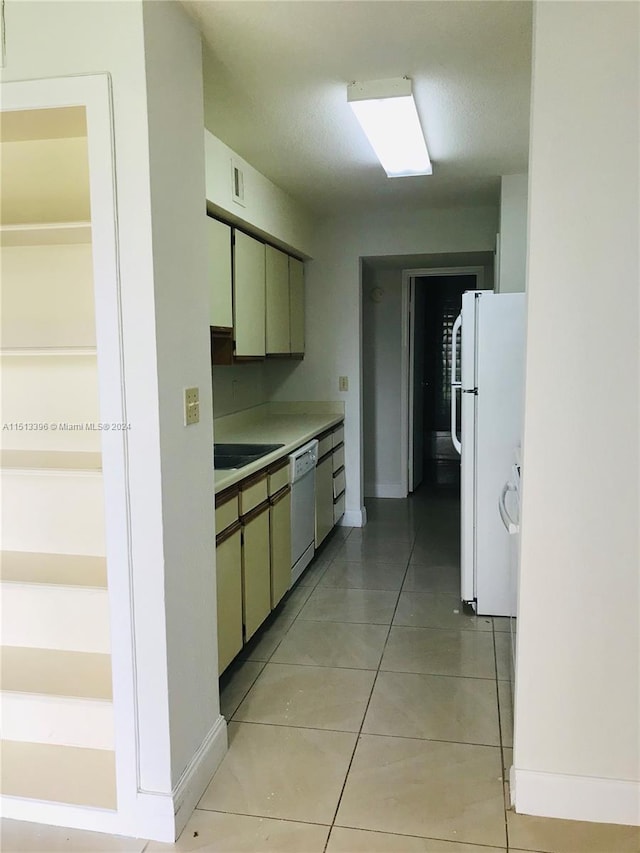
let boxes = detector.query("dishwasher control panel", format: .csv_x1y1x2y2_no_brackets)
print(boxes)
289,439,319,482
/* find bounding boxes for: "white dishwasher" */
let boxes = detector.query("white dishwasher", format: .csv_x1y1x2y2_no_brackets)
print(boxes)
289,439,318,585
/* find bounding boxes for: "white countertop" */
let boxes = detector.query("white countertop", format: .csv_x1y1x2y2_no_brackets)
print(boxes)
213,403,344,493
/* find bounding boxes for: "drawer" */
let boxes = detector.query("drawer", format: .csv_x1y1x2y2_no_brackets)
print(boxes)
332,445,345,473
317,432,333,459
240,473,268,515
268,462,289,496
333,467,345,499
332,425,344,448
333,492,345,524
215,494,239,536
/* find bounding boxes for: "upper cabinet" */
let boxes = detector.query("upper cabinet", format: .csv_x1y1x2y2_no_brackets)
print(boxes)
233,230,266,358
207,217,233,329
265,245,290,355
289,257,305,356
207,215,306,363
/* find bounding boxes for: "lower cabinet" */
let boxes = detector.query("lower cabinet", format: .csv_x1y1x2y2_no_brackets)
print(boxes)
215,421,343,674
315,453,334,547
270,485,291,608
242,501,271,642
215,523,243,674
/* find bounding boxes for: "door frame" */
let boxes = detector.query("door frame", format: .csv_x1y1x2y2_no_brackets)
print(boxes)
401,266,485,496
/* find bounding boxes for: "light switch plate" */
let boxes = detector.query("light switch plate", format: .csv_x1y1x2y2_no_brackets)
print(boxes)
339,376,349,392
184,386,200,426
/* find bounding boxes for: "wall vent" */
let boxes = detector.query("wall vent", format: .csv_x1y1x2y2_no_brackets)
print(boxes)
231,159,245,207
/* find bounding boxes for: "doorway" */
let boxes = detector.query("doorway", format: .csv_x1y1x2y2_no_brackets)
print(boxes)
420,275,475,489
403,266,484,495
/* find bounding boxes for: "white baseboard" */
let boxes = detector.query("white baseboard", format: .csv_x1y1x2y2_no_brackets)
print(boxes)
364,484,406,499
511,767,640,827
135,714,228,841
340,507,367,527
172,714,228,838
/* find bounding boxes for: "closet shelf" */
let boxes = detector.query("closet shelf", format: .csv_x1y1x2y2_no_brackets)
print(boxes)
0,221,91,246
0,347,97,357
0,551,107,589
0,741,116,809
1,647,112,701
0,450,102,473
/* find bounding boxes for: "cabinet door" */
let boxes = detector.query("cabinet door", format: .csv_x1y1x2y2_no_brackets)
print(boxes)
216,528,243,674
234,230,266,357
270,488,291,608
289,257,305,355
242,506,271,640
315,455,334,547
265,245,291,354
208,217,233,329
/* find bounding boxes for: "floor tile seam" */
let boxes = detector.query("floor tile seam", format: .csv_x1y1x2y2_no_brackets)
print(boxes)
325,555,413,831
326,557,414,564
329,559,415,567
387,623,498,635
318,583,406,591
256,660,379,673
379,666,500,680
357,729,503,749
195,805,332,829
243,606,301,667
492,622,511,850
331,821,508,850
221,661,266,719
228,717,367,735
375,669,504,684
296,617,396,626
391,621,494,633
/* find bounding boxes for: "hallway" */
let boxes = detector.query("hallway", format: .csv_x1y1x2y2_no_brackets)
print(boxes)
3,491,638,852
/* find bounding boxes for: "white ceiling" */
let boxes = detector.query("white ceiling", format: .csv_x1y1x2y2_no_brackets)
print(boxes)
183,0,532,217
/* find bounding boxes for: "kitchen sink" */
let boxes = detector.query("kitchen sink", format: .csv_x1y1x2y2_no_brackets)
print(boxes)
214,442,285,470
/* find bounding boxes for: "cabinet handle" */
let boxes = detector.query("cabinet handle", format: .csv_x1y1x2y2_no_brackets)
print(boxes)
269,485,291,506
216,519,242,547
241,498,271,525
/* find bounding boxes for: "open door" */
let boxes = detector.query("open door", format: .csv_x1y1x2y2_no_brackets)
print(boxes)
408,280,427,492
407,271,479,494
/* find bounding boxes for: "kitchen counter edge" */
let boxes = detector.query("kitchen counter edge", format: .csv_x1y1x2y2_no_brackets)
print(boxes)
213,413,344,494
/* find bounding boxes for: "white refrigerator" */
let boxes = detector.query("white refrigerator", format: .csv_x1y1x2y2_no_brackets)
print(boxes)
450,291,526,616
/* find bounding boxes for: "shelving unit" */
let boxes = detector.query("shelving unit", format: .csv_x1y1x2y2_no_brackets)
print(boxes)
0,107,115,811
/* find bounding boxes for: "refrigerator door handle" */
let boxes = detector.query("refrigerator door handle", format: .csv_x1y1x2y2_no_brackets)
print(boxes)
451,385,462,454
451,314,462,386
499,481,519,534
450,314,462,454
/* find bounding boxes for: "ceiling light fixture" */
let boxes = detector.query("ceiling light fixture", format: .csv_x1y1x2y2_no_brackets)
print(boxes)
347,77,432,178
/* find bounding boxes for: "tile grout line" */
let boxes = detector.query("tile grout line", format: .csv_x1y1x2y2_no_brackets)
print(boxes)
492,619,511,851
221,717,507,749
195,805,331,829
321,530,417,853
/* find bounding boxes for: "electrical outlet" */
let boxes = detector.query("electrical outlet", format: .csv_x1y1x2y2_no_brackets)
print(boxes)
184,386,200,426
339,376,349,392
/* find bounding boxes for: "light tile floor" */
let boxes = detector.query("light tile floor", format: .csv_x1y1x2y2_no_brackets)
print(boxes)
3,490,639,852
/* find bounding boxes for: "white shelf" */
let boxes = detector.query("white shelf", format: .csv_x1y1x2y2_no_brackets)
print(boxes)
1,647,112,701
0,551,107,589
0,450,102,473
0,347,97,357
0,741,116,809
0,221,91,246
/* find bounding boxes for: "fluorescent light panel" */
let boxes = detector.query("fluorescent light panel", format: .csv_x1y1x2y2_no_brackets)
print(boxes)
348,78,432,178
